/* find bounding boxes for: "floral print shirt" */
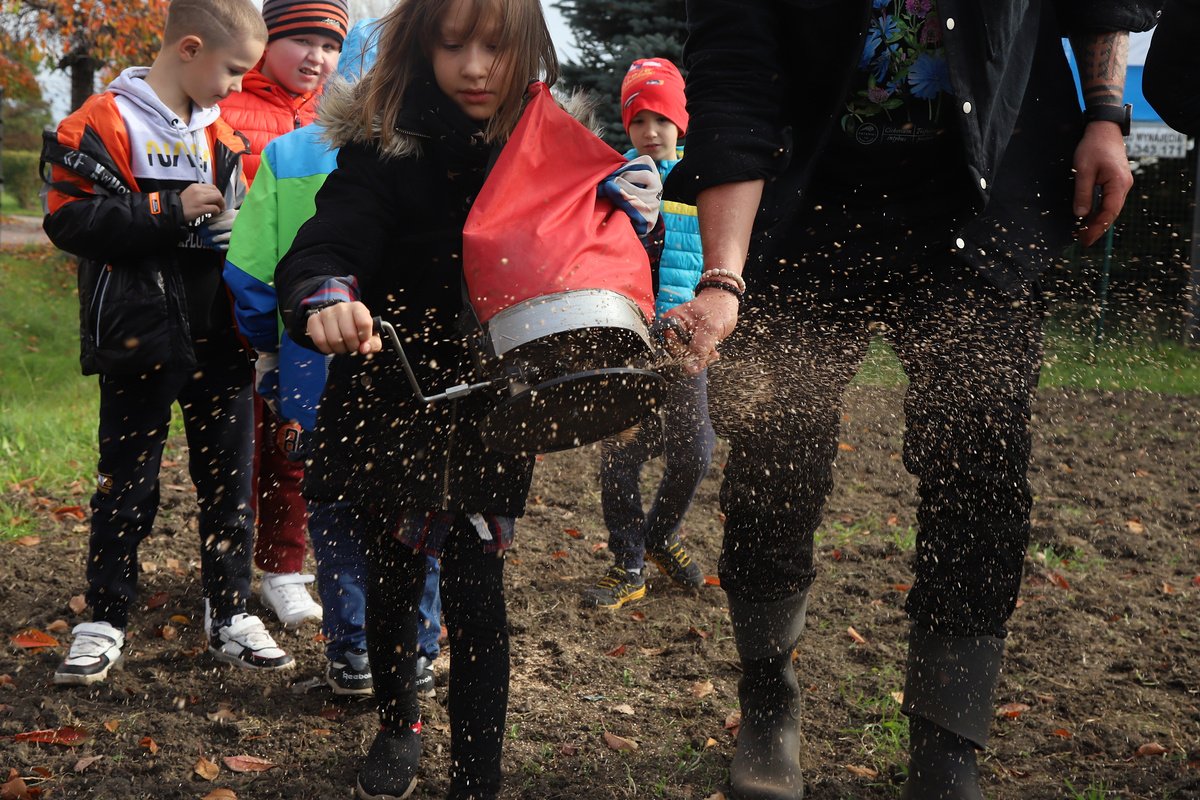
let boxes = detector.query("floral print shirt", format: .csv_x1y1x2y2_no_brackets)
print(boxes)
840,0,952,148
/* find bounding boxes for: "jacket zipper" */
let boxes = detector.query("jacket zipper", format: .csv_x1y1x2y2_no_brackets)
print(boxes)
441,398,459,511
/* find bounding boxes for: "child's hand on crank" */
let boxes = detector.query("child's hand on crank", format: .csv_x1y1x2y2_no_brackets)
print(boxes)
306,301,382,355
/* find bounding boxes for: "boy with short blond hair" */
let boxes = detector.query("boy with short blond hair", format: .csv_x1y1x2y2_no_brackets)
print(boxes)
42,0,293,685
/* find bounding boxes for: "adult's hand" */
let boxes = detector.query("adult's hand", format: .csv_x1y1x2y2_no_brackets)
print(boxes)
1073,121,1134,247
662,288,740,375
305,301,382,355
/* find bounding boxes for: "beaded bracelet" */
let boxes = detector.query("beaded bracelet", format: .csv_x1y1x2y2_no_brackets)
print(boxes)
698,268,747,294
696,279,744,302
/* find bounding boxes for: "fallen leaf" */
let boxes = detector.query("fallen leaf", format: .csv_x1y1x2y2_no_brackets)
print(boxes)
704,793,726,800
997,702,1030,719
891,691,904,705
1048,572,1071,591
168,614,191,626
1135,742,1168,757
837,442,856,452
10,629,59,649
892,584,911,592
606,644,627,657
886,515,899,527
550,550,569,560
30,768,50,779
724,711,741,738
103,720,119,733
1052,728,1072,739
202,790,238,800
703,575,721,587
12,726,88,746
0,776,28,800
46,620,69,634
1161,582,1174,595
223,755,276,773
847,626,867,645
845,764,879,778
159,625,178,641
558,744,578,756
638,646,667,657
207,705,238,725
11,536,40,547
704,737,718,748
140,736,159,754
564,528,582,539
629,611,646,622
68,596,87,615
317,706,343,722
194,756,220,780
687,626,710,640
51,506,85,522
311,729,333,736
144,591,169,610
611,704,635,716
690,680,714,699
602,731,638,752
1126,519,1145,534
73,755,103,773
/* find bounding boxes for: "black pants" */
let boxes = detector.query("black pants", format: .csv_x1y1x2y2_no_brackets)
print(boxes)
87,338,254,627
713,247,1043,639
366,514,509,798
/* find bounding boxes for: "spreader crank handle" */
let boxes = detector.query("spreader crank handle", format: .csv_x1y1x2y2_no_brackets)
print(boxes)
650,316,693,346
373,317,500,405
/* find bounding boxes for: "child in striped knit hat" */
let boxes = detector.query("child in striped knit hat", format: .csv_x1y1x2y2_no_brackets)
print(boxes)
218,0,349,637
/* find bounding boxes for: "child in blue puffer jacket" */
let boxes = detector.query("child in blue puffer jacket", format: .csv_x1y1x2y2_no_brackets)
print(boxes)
583,57,717,610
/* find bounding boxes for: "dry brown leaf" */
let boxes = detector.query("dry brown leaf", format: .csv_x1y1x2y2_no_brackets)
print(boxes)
159,625,179,641
169,614,191,626
704,793,727,800
558,744,578,757
837,442,856,452
704,737,718,749
847,626,867,645
602,731,638,752
606,644,627,657
611,703,635,716
68,595,87,615
845,764,879,778
1052,728,1072,739
144,591,169,610
687,626,710,640
629,611,646,622
690,680,714,699
1126,519,1146,534
73,755,103,773
311,729,333,736
103,719,119,733
202,790,238,800
638,646,667,657
0,776,29,800
12,536,40,547
207,705,238,725
223,755,276,773
1135,742,1168,757
10,629,59,649
891,691,904,705
194,756,220,780
564,528,582,539
140,736,159,754
46,619,70,634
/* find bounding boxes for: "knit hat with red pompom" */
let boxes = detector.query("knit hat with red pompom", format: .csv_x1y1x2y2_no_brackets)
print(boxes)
620,57,688,135
261,0,350,46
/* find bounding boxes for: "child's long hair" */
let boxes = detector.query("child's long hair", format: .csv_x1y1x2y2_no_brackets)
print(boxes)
357,0,558,150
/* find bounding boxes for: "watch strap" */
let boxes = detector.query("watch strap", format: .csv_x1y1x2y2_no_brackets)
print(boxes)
1084,103,1132,136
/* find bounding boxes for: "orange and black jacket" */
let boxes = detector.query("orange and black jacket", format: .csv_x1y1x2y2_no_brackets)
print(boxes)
41,67,250,376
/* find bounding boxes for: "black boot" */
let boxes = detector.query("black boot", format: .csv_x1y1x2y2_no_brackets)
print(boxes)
900,629,1005,800
356,722,422,800
728,591,809,800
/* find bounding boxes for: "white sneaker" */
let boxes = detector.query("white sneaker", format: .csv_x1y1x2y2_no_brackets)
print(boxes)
260,572,323,628
209,613,295,670
54,621,125,686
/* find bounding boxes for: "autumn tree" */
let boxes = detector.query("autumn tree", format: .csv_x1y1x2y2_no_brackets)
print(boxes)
553,0,687,143
5,0,168,112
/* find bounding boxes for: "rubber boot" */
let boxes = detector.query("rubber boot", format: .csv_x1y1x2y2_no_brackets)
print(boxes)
728,591,810,800
900,628,1005,800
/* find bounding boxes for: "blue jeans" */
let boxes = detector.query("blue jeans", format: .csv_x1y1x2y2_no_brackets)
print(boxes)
308,501,443,661
600,371,715,571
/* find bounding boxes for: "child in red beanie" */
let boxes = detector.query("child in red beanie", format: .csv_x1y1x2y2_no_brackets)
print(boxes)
218,0,348,633
583,57,717,611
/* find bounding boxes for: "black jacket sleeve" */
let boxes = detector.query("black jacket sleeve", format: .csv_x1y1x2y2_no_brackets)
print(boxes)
1057,0,1161,32
276,141,399,343
1143,0,1200,135
43,188,189,262
667,0,793,203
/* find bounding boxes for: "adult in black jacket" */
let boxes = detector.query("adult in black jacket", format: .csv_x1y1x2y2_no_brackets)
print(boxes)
1144,0,1200,135
663,1,1160,798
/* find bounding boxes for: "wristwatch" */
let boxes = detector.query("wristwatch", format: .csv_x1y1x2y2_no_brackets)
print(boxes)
1084,103,1132,136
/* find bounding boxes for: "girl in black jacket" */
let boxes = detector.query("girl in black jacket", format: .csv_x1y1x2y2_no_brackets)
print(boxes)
274,1,558,797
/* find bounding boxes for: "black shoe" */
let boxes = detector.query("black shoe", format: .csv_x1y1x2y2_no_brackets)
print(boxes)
415,655,435,698
582,565,646,610
327,648,373,696
355,723,422,800
646,537,704,589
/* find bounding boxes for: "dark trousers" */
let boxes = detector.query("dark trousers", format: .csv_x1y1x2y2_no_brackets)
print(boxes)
600,371,716,570
366,514,509,797
87,339,254,628
714,251,1043,639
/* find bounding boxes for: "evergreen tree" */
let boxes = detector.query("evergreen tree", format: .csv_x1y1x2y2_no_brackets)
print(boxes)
554,0,687,145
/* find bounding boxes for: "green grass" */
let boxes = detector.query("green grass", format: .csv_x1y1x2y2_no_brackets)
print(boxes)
0,245,97,536
1,191,41,217
837,667,909,778
853,333,1200,394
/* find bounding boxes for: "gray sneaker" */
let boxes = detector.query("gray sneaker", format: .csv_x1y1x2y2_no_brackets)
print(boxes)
327,647,373,696
54,621,125,686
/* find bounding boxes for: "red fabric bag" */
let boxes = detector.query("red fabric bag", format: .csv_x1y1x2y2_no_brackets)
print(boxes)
463,82,655,324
